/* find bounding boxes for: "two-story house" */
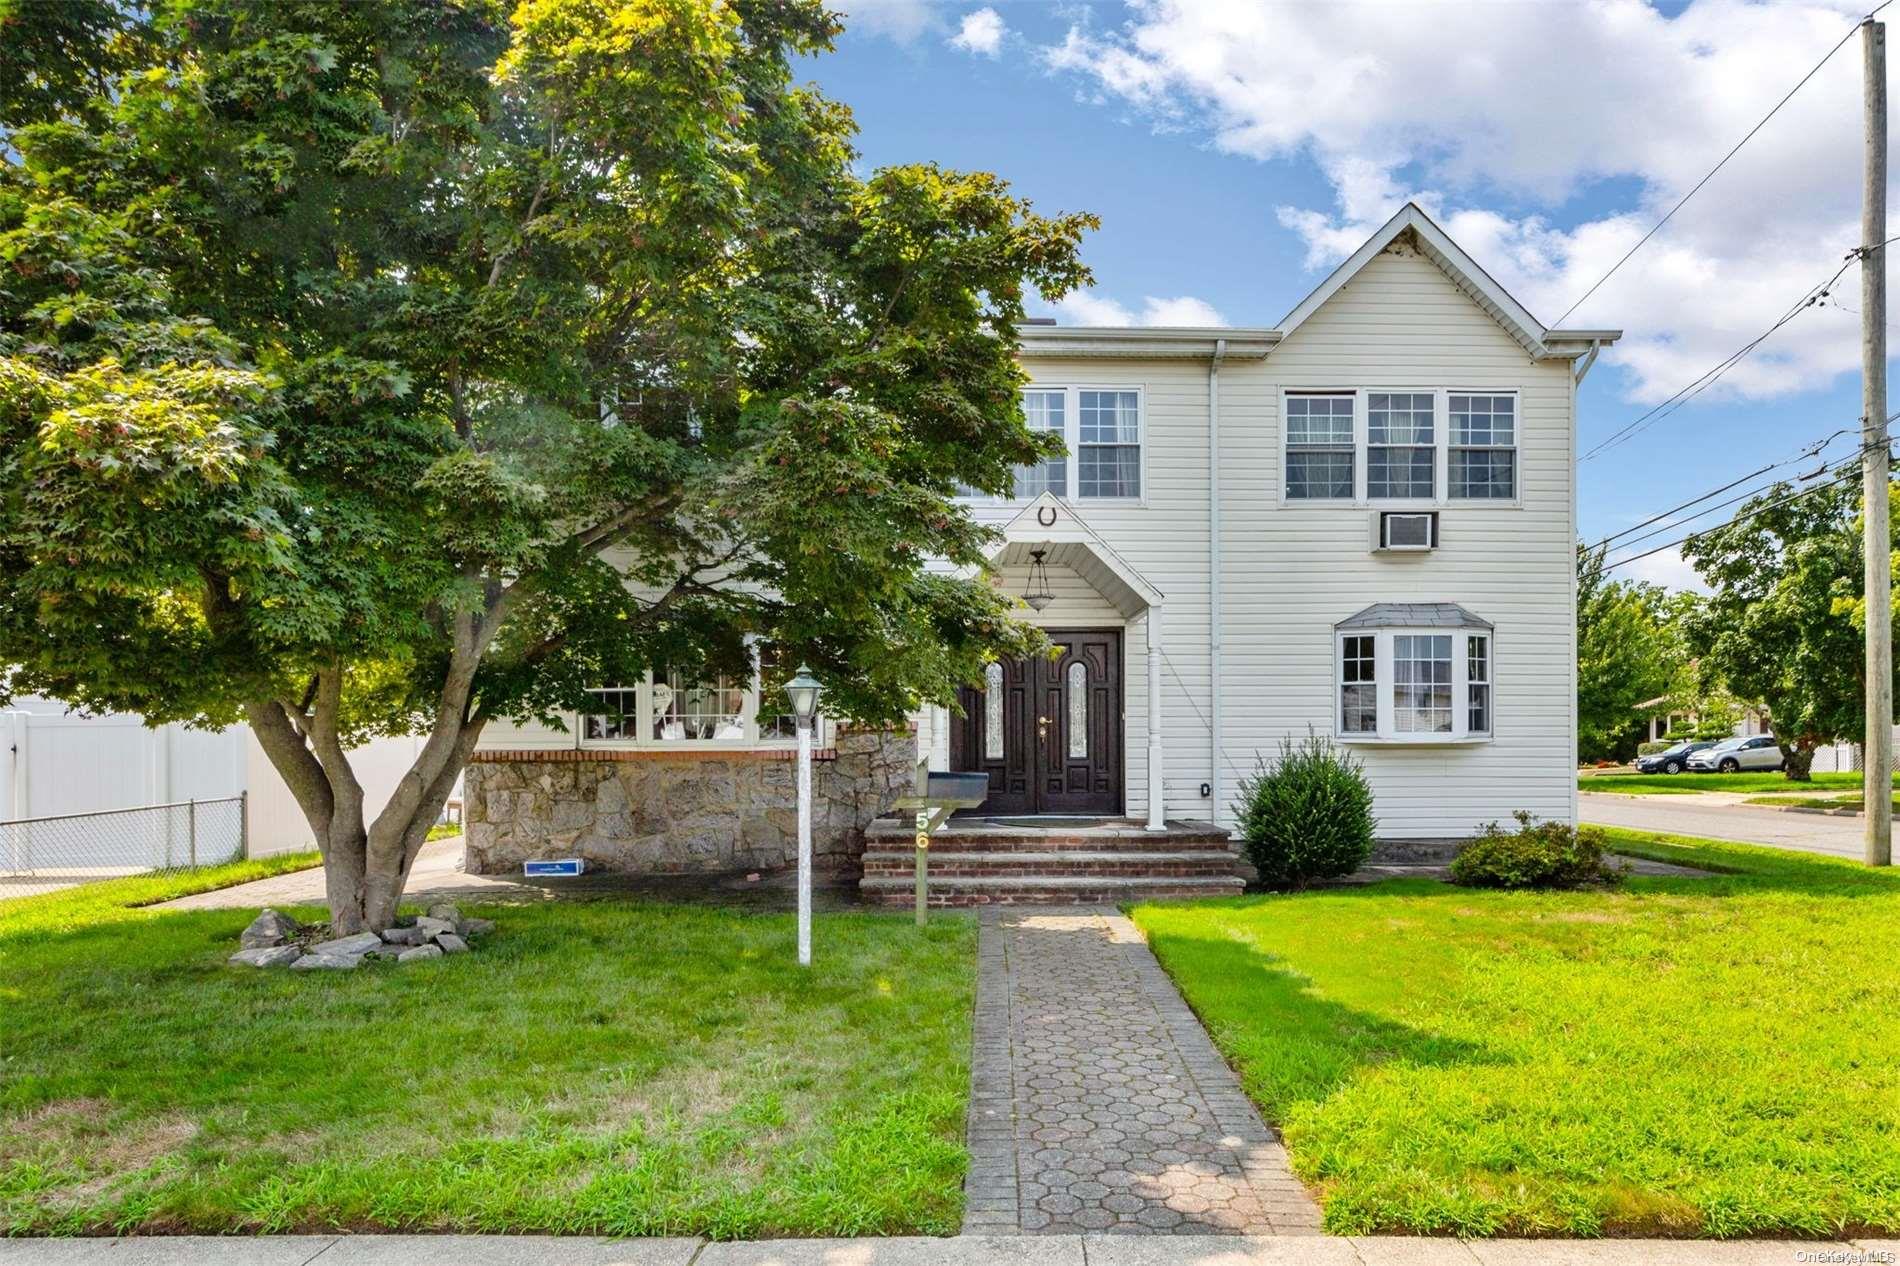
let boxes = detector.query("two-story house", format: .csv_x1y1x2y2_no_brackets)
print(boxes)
462,204,1619,901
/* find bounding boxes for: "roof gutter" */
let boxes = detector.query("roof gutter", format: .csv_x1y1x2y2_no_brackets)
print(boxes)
1208,337,1226,827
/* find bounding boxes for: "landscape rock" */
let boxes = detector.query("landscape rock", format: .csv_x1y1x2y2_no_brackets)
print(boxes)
229,944,303,968
413,916,456,938
463,917,495,937
311,931,384,958
434,933,469,954
240,908,302,949
397,944,444,963
380,925,428,946
290,953,360,971
426,903,462,926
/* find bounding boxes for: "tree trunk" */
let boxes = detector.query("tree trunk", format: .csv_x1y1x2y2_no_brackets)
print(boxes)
245,689,487,933
1783,740,1817,782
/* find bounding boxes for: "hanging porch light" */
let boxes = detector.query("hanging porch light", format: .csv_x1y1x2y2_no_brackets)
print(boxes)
1022,547,1056,611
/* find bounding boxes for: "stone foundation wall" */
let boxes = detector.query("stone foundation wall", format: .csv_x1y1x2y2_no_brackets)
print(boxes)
462,729,916,876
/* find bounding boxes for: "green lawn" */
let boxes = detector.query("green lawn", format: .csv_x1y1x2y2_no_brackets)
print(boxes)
0,863,975,1238
1130,831,1900,1238
1579,770,1888,796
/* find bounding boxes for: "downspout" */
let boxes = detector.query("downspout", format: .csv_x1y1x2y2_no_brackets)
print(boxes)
1573,337,1603,384
1208,338,1227,826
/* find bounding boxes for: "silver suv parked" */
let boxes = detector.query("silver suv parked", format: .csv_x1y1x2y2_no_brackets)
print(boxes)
1685,734,1784,773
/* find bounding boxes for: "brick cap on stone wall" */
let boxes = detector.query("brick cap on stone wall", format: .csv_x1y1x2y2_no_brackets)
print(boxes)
471,747,839,764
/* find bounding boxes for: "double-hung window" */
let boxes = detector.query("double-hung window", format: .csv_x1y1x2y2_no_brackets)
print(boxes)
1367,393,1435,498
1339,634,1377,734
1014,389,1068,498
1333,607,1493,741
1284,390,1519,503
1285,394,1356,499
1449,394,1516,498
1077,390,1141,497
965,386,1144,502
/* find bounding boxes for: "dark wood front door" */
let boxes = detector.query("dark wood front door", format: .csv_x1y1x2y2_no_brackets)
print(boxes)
951,630,1123,816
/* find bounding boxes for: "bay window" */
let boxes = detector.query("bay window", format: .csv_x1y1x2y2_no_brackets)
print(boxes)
1333,605,1494,742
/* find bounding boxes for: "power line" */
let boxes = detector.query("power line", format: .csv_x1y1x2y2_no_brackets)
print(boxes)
1554,0,1893,327
1580,255,1858,463
1585,423,1868,553
1602,449,1893,574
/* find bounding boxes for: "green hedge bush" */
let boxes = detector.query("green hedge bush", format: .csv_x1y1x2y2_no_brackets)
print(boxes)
1449,812,1627,890
1235,734,1375,888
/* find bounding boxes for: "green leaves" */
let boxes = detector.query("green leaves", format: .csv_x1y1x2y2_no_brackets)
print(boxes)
0,0,1093,751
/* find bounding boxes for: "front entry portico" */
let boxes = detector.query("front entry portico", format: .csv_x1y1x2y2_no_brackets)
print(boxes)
932,493,1166,831
950,628,1124,816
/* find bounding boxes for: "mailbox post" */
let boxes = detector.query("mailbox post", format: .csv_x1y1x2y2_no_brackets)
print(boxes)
894,761,988,926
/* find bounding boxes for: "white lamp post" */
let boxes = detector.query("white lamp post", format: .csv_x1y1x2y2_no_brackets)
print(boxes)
785,664,823,967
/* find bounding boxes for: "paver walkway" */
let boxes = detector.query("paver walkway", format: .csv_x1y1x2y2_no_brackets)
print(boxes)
963,908,1320,1237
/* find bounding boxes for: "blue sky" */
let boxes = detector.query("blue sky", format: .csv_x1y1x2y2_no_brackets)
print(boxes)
805,0,1887,591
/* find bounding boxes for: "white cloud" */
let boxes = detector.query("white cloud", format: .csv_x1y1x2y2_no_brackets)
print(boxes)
950,7,1007,57
838,0,940,45
1614,544,1711,594
1045,290,1227,326
1043,0,1880,407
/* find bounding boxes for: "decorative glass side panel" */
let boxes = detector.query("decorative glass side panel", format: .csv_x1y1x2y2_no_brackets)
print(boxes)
984,662,1004,760
1067,661,1088,758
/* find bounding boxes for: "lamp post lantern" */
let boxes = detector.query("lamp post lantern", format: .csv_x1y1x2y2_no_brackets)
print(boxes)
785,664,822,966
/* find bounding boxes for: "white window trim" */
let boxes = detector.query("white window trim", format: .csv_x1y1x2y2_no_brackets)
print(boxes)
957,383,1148,507
1280,388,1521,509
1333,626,1495,745
578,643,824,751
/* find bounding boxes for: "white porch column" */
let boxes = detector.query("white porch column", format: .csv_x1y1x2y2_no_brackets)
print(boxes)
1146,605,1165,831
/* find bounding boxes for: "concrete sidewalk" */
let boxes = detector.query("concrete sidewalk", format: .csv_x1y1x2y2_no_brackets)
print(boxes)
0,1236,1892,1265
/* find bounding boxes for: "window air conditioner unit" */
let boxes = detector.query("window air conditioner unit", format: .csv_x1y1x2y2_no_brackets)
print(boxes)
1375,511,1438,552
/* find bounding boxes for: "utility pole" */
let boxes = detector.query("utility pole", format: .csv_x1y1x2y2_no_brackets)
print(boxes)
1862,17,1893,867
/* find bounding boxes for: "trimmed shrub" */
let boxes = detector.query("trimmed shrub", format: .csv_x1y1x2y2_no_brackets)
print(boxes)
1235,734,1375,888
1449,812,1627,890
1636,740,1672,756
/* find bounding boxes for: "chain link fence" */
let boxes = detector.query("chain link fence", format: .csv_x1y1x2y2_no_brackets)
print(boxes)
0,794,247,902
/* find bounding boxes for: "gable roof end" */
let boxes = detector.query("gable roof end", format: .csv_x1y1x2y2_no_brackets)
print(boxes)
1275,203,1620,360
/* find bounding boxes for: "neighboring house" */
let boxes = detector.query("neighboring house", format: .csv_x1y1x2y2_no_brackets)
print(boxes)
467,203,1620,885
0,695,437,860
1634,697,1770,744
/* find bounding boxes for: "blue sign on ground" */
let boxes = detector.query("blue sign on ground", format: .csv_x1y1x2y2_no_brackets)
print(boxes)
522,858,585,877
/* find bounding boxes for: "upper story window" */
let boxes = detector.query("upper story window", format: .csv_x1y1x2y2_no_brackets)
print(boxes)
1333,605,1493,743
962,387,1145,503
1285,389,1519,505
1367,393,1435,499
1285,394,1356,499
1450,394,1516,499
1015,390,1068,498
1077,390,1141,497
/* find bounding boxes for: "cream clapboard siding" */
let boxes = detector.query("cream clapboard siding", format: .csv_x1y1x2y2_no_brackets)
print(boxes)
1220,245,1575,835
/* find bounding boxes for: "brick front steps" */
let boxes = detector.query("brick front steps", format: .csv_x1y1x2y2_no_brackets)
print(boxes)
859,817,1245,906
